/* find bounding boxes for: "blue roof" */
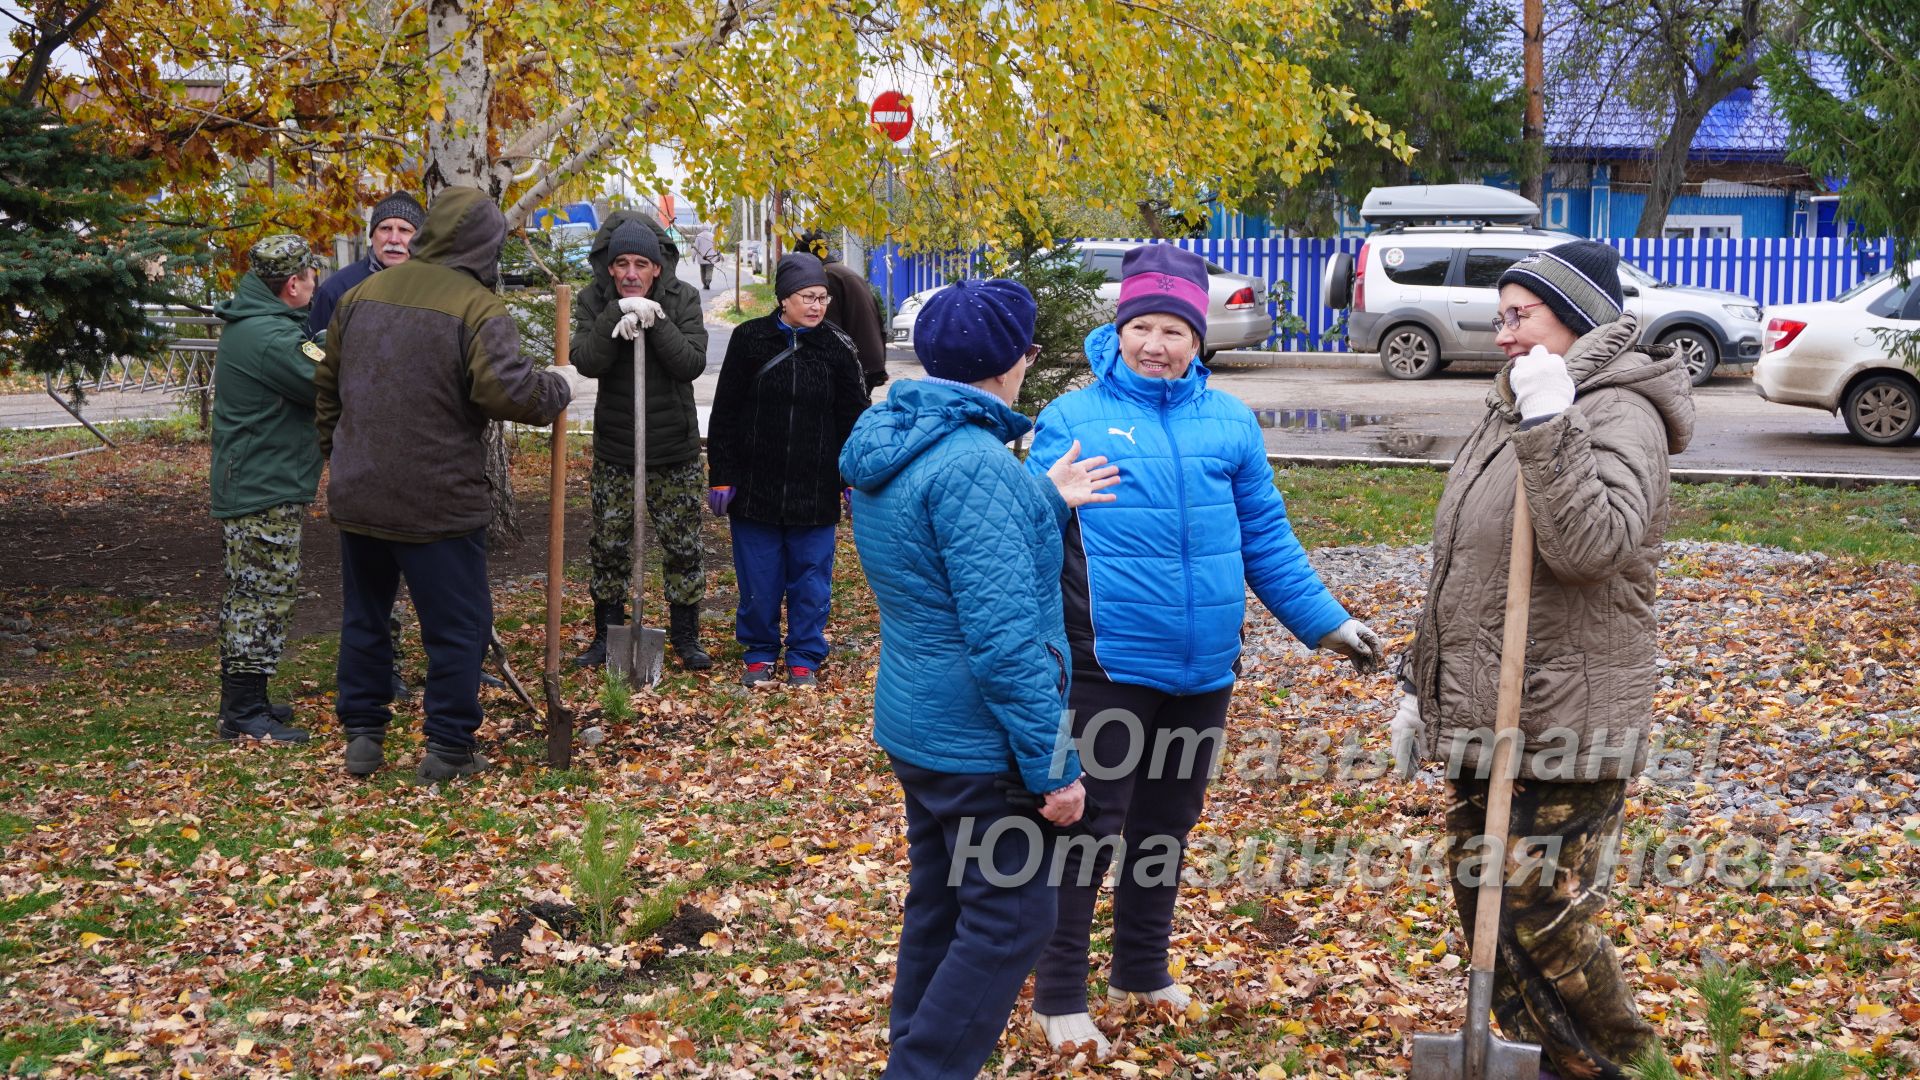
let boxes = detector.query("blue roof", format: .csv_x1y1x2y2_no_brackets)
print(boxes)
1546,52,1847,161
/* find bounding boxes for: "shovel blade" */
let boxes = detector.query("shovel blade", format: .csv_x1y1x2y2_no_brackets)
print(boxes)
604,623,666,689
1410,1030,1541,1080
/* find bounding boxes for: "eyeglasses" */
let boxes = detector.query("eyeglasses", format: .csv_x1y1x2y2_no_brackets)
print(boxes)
791,291,831,307
1489,301,1547,332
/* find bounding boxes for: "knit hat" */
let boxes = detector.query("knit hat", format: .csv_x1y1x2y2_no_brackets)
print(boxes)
248,234,325,279
1114,243,1209,341
913,279,1037,383
1496,240,1624,336
607,220,662,267
775,252,828,300
368,192,425,235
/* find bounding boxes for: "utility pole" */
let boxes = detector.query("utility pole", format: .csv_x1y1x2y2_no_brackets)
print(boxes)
1522,0,1545,208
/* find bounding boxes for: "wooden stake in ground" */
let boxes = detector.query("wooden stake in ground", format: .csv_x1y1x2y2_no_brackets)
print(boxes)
1409,471,1543,1080
544,283,574,768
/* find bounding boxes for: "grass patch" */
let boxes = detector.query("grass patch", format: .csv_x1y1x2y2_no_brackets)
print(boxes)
0,409,208,466
0,1021,103,1075
711,283,774,325
1669,481,1920,563
1267,465,1920,563
1272,466,1443,548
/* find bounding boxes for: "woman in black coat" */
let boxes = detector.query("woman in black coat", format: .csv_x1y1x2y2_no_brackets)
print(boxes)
705,253,867,689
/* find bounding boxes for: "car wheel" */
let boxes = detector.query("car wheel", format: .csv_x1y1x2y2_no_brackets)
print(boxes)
1380,325,1442,380
1658,328,1719,386
1842,374,1920,446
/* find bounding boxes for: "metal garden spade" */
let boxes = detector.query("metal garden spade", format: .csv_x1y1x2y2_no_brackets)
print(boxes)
1410,470,1543,1080
605,331,667,689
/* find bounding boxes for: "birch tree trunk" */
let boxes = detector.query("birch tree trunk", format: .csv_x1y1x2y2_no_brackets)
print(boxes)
424,0,500,200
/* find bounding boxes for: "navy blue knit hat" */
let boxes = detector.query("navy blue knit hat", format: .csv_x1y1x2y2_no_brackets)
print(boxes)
913,279,1037,383
1114,243,1209,341
608,220,662,267
775,252,828,300
1497,240,1623,336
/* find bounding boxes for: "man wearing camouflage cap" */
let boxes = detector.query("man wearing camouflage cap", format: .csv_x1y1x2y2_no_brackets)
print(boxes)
210,233,328,743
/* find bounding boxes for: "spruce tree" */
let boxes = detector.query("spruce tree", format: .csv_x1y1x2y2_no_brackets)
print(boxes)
0,105,204,381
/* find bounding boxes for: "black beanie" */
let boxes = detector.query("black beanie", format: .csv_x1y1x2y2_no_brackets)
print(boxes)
775,252,828,300
368,192,425,235
1496,240,1624,336
607,220,662,266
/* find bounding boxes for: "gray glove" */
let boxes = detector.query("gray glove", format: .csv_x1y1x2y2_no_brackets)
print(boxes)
1389,692,1426,779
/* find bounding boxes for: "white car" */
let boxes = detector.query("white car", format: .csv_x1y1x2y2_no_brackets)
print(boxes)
889,241,1271,358
1754,263,1920,446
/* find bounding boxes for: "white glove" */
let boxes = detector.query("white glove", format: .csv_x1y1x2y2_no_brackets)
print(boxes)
552,365,592,396
611,295,666,340
1317,618,1384,675
1511,344,1576,421
1389,693,1426,779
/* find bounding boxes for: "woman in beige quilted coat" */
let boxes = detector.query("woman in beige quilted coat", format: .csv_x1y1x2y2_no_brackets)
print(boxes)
1393,240,1695,1080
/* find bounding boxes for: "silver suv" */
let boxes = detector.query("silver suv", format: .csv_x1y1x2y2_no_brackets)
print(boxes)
1322,187,1763,385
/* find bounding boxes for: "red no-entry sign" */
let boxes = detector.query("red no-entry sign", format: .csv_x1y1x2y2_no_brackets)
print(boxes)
870,90,914,142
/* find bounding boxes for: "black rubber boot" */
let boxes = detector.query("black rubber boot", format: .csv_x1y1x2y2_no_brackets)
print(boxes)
415,742,490,783
342,726,387,777
574,599,625,668
669,603,712,671
390,667,415,703
218,671,311,744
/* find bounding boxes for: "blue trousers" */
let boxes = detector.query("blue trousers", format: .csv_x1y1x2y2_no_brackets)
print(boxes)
729,517,835,668
336,528,492,749
884,758,1057,1079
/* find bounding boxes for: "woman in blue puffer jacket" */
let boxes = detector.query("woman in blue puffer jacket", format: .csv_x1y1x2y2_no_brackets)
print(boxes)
840,279,1119,1079
1024,244,1385,1056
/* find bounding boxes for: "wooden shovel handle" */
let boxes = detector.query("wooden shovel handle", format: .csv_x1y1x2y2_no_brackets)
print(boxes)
1471,469,1534,976
545,284,573,768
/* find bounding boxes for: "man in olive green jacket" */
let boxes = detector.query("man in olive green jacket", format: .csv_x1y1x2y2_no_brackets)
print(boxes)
317,186,572,783
210,233,328,745
567,211,712,670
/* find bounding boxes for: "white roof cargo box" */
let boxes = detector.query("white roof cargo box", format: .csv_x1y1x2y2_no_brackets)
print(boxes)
1360,184,1540,227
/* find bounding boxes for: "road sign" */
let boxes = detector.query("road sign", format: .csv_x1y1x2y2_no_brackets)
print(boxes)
870,91,914,142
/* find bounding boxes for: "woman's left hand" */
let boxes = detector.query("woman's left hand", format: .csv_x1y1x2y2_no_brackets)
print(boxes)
1318,618,1385,674
1048,440,1121,508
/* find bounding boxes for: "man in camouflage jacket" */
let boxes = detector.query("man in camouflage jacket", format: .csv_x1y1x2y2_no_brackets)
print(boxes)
210,233,328,744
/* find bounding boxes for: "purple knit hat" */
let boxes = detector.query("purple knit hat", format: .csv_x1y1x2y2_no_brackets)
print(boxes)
1114,243,1209,340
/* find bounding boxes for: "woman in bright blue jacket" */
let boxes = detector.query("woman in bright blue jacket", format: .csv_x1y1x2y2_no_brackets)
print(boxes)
1024,244,1384,1056
841,279,1118,1078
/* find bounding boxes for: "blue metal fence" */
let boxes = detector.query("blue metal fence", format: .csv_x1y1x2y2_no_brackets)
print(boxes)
869,237,1896,351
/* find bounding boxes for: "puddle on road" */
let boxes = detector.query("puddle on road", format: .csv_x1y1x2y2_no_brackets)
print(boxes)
1253,409,1389,431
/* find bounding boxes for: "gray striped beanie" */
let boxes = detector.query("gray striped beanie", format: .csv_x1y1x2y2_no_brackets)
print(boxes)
1497,240,1623,336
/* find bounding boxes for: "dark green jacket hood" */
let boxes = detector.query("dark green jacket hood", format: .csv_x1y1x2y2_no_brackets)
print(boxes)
410,186,506,289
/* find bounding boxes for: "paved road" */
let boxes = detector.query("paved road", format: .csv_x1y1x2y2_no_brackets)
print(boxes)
9,264,1917,478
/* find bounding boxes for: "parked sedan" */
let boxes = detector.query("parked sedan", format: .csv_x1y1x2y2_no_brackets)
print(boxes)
889,241,1271,357
1754,263,1920,446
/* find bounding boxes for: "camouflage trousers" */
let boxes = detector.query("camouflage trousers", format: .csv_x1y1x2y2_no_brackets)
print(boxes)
1445,777,1658,1080
589,457,706,608
219,502,305,676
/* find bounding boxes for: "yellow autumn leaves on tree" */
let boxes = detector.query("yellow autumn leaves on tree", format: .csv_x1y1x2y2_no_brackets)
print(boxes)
57,0,1407,267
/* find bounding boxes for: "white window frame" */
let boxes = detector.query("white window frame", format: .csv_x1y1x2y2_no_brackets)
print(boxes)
1544,192,1570,230
1662,214,1743,239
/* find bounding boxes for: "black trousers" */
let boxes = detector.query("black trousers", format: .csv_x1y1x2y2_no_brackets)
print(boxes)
1032,675,1231,1014
335,528,492,749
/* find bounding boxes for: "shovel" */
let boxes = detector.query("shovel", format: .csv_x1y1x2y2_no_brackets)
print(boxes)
544,283,575,767
605,331,668,689
1410,470,1544,1080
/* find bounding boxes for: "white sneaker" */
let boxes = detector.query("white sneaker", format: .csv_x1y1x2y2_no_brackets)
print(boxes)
1106,984,1192,1013
1031,1011,1112,1058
